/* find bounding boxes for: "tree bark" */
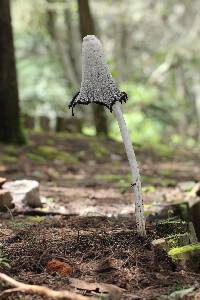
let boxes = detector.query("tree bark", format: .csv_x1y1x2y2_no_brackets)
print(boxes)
0,0,24,144
77,0,109,137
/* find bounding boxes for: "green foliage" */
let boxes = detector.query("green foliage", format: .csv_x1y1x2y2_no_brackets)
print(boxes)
0,243,10,269
13,0,71,117
111,82,164,145
11,0,200,149
0,255,10,269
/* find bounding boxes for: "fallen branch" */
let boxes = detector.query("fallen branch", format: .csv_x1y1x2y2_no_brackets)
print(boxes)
0,273,96,300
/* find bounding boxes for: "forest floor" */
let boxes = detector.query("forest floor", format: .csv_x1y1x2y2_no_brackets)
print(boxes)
0,132,200,300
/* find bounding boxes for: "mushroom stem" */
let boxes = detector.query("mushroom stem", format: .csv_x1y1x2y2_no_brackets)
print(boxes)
113,101,146,236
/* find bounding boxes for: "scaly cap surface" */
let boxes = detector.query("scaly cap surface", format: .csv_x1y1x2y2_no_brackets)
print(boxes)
69,35,127,115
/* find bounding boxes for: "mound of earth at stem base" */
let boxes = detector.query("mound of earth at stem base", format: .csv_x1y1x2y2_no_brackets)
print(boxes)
1,215,200,300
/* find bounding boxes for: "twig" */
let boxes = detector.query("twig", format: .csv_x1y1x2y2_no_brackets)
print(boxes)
0,272,96,300
4,205,14,220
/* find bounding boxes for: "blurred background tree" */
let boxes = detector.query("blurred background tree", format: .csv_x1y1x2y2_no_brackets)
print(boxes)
0,0,24,144
2,0,200,147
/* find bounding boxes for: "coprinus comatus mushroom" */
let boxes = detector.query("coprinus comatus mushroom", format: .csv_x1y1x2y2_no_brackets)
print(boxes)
69,35,146,236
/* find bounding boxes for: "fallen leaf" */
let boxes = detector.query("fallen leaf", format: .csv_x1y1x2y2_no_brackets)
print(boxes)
94,258,120,273
0,190,14,211
69,278,123,300
47,259,72,276
190,182,200,197
0,177,6,188
168,286,196,299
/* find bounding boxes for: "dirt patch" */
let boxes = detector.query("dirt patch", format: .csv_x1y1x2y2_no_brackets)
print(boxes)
1,215,200,299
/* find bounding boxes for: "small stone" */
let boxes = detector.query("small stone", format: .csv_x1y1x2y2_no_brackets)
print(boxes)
0,190,14,211
2,179,42,209
0,177,7,188
178,181,196,192
190,182,200,197
152,238,167,249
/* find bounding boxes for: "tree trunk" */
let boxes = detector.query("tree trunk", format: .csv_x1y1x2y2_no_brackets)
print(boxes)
46,7,79,91
77,0,109,137
0,0,24,144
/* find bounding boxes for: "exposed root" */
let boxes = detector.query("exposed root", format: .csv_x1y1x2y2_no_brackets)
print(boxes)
0,272,96,299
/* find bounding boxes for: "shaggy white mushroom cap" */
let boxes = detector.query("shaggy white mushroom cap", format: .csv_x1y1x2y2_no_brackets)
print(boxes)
69,35,127,114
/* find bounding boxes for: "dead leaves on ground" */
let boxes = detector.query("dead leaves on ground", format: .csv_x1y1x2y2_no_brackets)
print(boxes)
47,259,73,276
0,177,6,188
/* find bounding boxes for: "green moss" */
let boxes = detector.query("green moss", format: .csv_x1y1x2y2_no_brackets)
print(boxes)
25,216,46,223
141,175,176,186
153,144,173,159
95,174,122,183
3,145,20,155
161,220,183,224
57,132,83,140
34,146,78,164
152,232,196,253
90,141,109,159
27,153,46,163
77,150,85,160
142,185,156,193
159,168,173,176
0,155,17,163
9,222,26,229
112,160,121,167
156,220,188,237
144,204,154,209
168,243,200,257
47,139,55,145
56,152,78,164
144,211,154,217
36,146,58,159
9,217,45,230
166,233,191,249
95,173,131,184
117,179,129,193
